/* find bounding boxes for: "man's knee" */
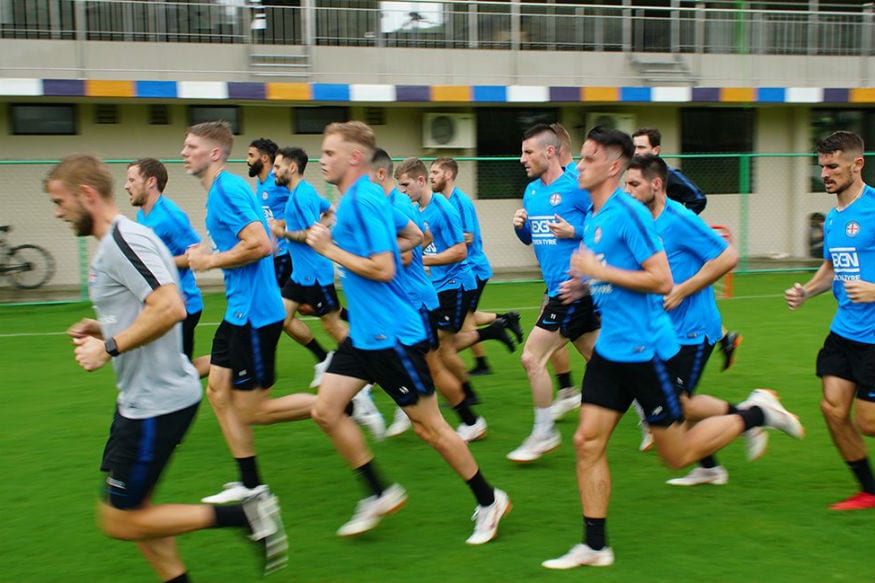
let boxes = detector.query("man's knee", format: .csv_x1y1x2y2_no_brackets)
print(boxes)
97,502,140,541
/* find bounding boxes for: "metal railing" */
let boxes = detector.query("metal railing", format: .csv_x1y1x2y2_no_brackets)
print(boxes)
1,0,873,56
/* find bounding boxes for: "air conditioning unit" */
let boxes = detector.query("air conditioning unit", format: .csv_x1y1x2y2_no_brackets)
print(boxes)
423,113,476,149
585,112,638,136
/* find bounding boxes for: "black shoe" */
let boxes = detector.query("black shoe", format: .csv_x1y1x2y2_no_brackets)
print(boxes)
719,331,742,371
490,320,517,353
468,363,493,376
500,311,524,343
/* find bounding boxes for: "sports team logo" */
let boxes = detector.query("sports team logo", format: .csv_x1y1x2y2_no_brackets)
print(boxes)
846,221,861,237
594,226,602,244
262,191,269,200
549,192,562,206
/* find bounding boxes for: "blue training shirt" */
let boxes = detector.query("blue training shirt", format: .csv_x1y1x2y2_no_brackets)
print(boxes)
824,184,875,343
446,187,493,281
206,171,286,328
518,171,591,297
257,170,290,256
136,195,204,315
389,188,439,311
584,189,679,362
420,192,476,293
655,199,727,345
332,175,425,349
285,179,335,286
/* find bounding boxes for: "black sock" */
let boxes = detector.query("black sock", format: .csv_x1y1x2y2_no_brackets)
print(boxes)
165,573,191,583
356,461,385,497
461,381,476,399
726,403,739,415
306,339,328,362
583,516,607,550
344,400,354,416
466,470,495,506
737,406,765,431
699,455,718,469
339,307,349,321
474,356,488,368
212,504,248,528
454,400,477,425
236,456,261,489
847,458,875,494
556,372,573,389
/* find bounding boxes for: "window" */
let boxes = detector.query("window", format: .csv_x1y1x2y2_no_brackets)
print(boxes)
188,105,241,134
811,108,875,189
10,104,77,135
293,106,349,134
680,107,755,194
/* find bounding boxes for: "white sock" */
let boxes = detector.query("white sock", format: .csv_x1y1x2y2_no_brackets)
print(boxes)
533,407,553,435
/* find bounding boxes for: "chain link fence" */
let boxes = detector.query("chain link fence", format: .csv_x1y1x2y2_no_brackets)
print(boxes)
0,153,839,304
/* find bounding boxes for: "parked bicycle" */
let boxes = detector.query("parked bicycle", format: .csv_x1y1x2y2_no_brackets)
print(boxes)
0,225,55,289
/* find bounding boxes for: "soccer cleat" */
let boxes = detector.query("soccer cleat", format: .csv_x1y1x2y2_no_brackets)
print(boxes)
501,311,525,344
351,385,386,441
638,423,654,452
666,465,729,486
310,351,334,389
202,481,262,504
740,389,805,440
550,387,581,421
506,429,561,463
828,491,875,510
385,407,411,438
467,363,493,376
489,319,517,352
542,544,615,569
744,427,769,461
337,483,408,537
242,487,288,576
720,331,742,371
466,488,511,545
456,416,488,442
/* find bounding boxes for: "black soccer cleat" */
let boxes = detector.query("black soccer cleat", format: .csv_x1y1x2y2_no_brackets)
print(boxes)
719,331,742,372
500,311,525,344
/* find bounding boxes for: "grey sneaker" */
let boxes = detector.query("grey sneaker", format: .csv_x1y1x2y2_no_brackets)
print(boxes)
456,416,488,442
337,483,408,537
506,429,561,463
542,543,614,569
242,487,288,576
666,465,728,486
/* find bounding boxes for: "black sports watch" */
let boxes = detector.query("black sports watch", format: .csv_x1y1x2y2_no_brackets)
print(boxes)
104,337,120,357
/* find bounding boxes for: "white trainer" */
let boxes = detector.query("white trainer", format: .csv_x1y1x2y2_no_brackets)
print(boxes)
242,487,288,575
744,427,769,461
542,543,615,569
638,422,654,452
666,465,729,486
385,407,411,438
506,429,561,463
466,488,511,545
741,388,805,439
310,351,334,389
550,387,581,421
202,481,261,504
337,483,408,537
351,385,386,441
456,417,488,442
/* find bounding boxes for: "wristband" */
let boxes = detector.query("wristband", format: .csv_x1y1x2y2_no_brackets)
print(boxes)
104,337,120,357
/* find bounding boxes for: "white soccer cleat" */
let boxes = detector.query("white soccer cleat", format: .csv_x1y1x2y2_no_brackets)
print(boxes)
456,416,488,442
638,423,654,452
666,465,729,486
351,385,386,441
466,488,511,545
744,427,769,461
550,387,581,421
385,407,411,438
741,389,805,440
310,351,334,388
202,481,262,504
337,483,408,537
241,487,288,575
542,543,615,569
506,429,561,463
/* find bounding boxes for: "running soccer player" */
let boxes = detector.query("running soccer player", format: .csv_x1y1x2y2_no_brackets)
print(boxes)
785,130,875,510
47,153,287,579
307,121,510,544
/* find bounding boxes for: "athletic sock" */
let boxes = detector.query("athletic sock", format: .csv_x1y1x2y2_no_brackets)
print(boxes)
738,406,765,431
453,400,478,425
726,403,739,415
461,381,477,401
556,371,573,389
165,573,191,583
699,455,718,469
533,407,553,435
847,458,875,494
306,339,328,362
339,307,349,321
720,333,731,350
583,516,607,551
474,356,488,369
236,456,261,489
466,470,495,507
355,461,386,497
213,504,248,528
344,400,355,416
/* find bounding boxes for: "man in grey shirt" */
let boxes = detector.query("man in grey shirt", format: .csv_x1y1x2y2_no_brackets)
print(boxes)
45,154,287,582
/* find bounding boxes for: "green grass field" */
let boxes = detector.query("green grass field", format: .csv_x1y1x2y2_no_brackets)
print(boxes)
1,273,872,583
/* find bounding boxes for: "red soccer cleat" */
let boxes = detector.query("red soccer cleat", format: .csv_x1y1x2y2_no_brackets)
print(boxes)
828,491,875,510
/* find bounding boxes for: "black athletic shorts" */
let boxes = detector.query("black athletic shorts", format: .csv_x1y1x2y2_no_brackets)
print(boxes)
418,305,439,350
432,287,476,333
667,341,715,397
468,277,489,312
100,402,199,509
211,320,283,390
181,310,202,361
326,337,435,407
581,350,684,427
816,331,875,401
273,252,292,288
281,281,341,317
536,295,600,342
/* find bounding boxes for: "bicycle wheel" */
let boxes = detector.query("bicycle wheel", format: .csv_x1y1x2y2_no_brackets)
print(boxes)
7,244,55,289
